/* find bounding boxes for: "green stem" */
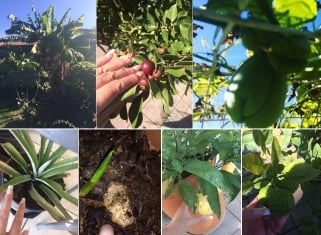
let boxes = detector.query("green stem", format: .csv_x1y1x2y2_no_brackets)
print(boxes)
79,149,114,197
193,8,319,38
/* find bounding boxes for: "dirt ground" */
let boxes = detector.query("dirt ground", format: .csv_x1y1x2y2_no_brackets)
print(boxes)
79,130,161,235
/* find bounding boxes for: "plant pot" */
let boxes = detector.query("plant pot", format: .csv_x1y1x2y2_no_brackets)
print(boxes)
162,175,225,235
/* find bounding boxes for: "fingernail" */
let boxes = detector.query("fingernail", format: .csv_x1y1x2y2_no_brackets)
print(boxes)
7,185,13,194
132,65,142,71
136,71,145,77
20,198,26,204
105,49,115,57
203,216,213,221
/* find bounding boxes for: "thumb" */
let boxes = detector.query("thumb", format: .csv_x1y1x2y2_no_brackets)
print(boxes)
99,224,114,235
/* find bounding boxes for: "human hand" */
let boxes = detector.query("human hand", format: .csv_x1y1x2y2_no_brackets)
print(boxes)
96,50,144,124
0,185,28,235
163,203,213,235
99,224,114,235
242,197,285,235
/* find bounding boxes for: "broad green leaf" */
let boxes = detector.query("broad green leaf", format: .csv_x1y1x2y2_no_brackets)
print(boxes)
274,0,317,28
171,159,183,174
166,4,178,23
242,180,254,196
178,181,198,213
242,153,266,175
184,159,231,193
166,67,186,77
198,177,221,218
129,95,144,128
281,158,320,183
179,22,192,42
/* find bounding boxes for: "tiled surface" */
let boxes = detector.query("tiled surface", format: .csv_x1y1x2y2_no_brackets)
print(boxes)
162,193,241,235
97,45,193,128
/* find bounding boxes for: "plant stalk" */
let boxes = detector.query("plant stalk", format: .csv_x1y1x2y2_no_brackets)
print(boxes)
79,149,114,197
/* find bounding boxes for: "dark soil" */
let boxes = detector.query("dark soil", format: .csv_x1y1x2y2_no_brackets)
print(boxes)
79,130,161,235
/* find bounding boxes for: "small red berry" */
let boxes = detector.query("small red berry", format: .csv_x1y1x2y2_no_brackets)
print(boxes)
141,59,155,75
137,76,149,90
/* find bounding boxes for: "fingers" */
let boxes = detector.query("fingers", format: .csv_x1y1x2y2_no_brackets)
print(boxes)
96,65,142,89
99,54,133,73
20,230,29,235
0,185,13,235
96,50,115,68
96,72,143,113
9,198,26,235
99,224,114,235
245,197,259,209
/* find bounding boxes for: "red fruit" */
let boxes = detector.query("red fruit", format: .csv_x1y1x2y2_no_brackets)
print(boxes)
137,76,149,90
141,59,155,75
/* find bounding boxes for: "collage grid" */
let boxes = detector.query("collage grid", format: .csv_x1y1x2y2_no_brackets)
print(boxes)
0,1,320,235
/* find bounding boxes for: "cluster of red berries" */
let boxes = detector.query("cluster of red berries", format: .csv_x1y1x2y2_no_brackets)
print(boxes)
137,59,162,90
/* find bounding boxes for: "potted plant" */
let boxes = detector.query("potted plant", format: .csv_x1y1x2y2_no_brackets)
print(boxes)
162,130,241,234
242,129,321,229
0,129,78,221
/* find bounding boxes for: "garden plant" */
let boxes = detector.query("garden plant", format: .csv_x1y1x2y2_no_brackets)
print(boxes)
98,0,192,127
193,0,321,128
0,4,96,127
162,129,241,233
0,130,78,221
242,129,321,234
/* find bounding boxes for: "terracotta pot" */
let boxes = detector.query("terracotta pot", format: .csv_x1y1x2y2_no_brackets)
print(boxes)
162,175,225,235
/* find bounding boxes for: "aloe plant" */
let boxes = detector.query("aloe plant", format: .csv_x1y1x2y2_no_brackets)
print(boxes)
0,130,78,221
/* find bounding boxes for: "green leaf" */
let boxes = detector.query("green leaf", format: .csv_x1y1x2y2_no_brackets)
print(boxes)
166,4,178,23
39,184,72,220
10,130,37,175
37,178,78,206
242,180,254,196
0,175,32,190
271,137,282,166
198,177,221,218
281,158,320,183
178,181,198,213
40,163,77,179
47,146,68,167
129,95,143,128
0,161,21,177
1,143,28,171
274,0,317,28
252,130,272,153
242,153,266,175
184,159,231,193
29,184,66,221
165,67,186,77
171,159,183,174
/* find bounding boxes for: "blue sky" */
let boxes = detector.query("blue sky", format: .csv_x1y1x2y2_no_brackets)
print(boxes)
193,0,246,128
0,0,96,37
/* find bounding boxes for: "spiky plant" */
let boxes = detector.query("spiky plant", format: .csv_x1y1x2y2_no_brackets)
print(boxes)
0,130,78,221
